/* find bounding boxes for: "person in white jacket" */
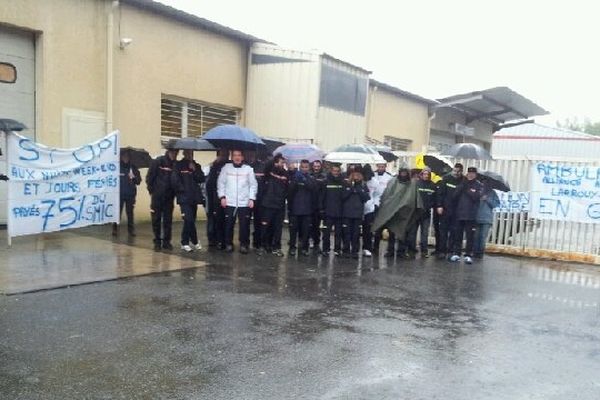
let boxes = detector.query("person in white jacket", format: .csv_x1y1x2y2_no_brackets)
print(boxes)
217,150,258,254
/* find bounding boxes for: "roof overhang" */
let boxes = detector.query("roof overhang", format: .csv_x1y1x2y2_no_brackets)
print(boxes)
435,87,549,125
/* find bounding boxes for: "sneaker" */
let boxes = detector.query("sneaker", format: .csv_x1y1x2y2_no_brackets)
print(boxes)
301,250,310,256
256,248,265,256
181,244,193,252
162,242,173,251
421,250,429,258
289,247,297,256
449,254,461,262
225,245,234,253
363,249,372,257
193,243,202,251
272,249,284,257
239,246,249,254
333,250,341,257
464,256,473,264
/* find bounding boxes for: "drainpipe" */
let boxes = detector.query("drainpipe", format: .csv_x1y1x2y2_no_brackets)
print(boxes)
425,107,435,152
106,0,118,133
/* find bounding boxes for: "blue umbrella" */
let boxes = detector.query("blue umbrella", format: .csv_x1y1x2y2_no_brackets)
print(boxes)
273,143,324,163
202,125,265,150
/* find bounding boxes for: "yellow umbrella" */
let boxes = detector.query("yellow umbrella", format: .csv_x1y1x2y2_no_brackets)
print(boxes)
415,153,442,183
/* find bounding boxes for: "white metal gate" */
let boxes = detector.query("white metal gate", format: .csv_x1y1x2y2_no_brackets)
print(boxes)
395,154,600,264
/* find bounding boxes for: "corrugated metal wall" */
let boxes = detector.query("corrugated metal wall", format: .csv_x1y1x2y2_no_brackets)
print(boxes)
396,154,600,264
493,138,600,159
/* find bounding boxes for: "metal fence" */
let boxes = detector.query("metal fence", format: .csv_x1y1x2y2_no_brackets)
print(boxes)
395,154,600,264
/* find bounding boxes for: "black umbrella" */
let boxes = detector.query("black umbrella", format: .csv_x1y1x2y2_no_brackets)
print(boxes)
262,137,286,154
120,147,153,169
0,118,27,133
370,144,398,162
478,170,510,192
203,125,265,150
441,143,493,160
0,174,8,181
423,155,453,176
163,137,216,151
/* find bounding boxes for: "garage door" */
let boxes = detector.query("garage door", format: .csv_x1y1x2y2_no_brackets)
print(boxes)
0,26,35,225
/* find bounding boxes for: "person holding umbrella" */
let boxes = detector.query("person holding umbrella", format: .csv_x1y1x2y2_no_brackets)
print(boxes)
341,166,370,259
449,167,483,264
174,150,206,252
407,167,437,258
257,154,288,256
112,150,142,237
474,178,501,258
146,147,179,251
288,160,318,256
205,149,229,249
217,150,258,254
435,163,464,260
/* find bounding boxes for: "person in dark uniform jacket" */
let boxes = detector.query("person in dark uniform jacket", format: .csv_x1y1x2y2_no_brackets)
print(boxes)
434,163,464,259
288,160,317,256
113,150,141,237
310,160,327,250
174,149,206,252
407,168,437,258
449,167,483,264
320,164,345,256
342,167,370,258
257,154,288,256
246,151,266,250
146,148,179,251
205,149,229,249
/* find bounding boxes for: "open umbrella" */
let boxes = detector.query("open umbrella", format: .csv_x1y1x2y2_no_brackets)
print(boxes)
422,154,453,176
262,137,286,154
273,143,324,163
0,118,27,133
370,144,398,162
163,137,216,151
203,125,265,150
441,142,493,160
478,170,510,192
120,147,153,169
324,151,386,165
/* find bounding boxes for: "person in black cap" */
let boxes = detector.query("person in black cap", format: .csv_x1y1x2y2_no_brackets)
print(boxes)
257,154,289,256
407,167,437,258
146,147,179,251
434,162,464,259
449,166,483,264
341,165,370,258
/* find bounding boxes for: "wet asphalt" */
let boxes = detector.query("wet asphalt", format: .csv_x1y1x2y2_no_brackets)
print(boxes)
1,223,600,399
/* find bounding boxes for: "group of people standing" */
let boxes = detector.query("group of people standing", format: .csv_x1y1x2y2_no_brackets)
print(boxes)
115,147,500,264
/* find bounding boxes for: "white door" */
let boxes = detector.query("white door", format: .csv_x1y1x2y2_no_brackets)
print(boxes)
0,26,35,224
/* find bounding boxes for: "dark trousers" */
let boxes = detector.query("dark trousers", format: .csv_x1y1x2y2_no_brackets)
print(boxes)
452,219,477,256
342,217,362,254
310,213,322,247
387,232,408,255
289,214,312,251
119,197,135,232
151,196,174,244
433,212,442,252
322,216,343,252
260,207,284,250
252,205,262,248
224,206,251,247
362,212,375,251
407,214,431,252
207,203,225,247
180,203,198,246
438,212,456,255
474,223,492,256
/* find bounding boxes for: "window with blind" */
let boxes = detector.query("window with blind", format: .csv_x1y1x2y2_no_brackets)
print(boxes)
160,96,239,141
384,135,412,151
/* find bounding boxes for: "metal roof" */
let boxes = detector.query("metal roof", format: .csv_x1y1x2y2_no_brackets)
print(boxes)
122,0,270,44
321,53,372,75
436,87,549,125
370,80,437,106
494,123,600,141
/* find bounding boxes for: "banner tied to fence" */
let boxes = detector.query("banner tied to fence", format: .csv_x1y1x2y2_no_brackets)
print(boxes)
530,162,600,224
7,131,120,237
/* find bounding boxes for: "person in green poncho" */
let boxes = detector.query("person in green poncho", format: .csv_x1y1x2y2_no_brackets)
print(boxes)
372,167,423,258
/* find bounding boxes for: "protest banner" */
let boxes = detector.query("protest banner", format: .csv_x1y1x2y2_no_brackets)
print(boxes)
530,162,600,223
6,131,120,238
495,190,530,213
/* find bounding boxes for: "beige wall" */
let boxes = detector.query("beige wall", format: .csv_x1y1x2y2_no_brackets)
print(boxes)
0,0,108,146
367,86,430,151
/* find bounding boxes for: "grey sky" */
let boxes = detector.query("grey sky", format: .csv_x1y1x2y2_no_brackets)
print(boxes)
163,0,600,126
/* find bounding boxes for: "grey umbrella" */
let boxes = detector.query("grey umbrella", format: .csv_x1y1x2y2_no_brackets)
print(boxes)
0,118,27,133
478,170,510,192
441,143,493,160
163,137,216,151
